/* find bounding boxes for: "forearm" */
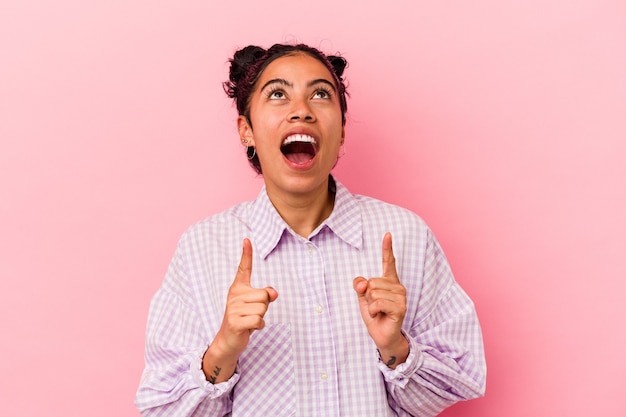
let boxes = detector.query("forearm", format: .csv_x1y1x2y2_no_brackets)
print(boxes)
382,339,485,416
382,312,486,416
136,348,237,417
201,338,239,384
136,285,238,416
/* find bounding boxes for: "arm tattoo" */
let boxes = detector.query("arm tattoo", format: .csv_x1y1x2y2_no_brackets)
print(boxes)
208,366,222,384
386,356,397,367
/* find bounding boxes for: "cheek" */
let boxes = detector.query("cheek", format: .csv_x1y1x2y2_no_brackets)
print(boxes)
251,110,283,135
327,120,345,142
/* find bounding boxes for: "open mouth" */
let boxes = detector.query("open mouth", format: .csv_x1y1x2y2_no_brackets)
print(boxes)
281,134,318,164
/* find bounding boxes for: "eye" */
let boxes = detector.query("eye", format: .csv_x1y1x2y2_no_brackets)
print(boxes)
266,88,286,100
312,88,332,99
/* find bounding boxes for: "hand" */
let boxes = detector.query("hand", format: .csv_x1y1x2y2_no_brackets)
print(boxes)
204,238,278,382
353,232,409,368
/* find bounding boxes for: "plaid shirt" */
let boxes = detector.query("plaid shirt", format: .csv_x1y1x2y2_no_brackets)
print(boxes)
135,177,486,416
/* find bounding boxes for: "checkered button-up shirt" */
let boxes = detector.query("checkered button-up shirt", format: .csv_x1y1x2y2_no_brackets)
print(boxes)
135,176,486,416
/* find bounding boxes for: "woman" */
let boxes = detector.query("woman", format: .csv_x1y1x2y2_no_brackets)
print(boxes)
135,43,486,416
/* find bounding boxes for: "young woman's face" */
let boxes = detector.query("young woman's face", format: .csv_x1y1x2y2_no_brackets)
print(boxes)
239,52,345,200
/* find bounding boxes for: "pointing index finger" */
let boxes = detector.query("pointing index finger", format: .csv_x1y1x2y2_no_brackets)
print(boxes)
381,232,399,282
235,238,253,286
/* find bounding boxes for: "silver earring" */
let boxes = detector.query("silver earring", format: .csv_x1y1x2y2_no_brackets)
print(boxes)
246,146,256,160
241,139,249,144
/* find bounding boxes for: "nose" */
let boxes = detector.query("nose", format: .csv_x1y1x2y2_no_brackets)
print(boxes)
288,99,315,122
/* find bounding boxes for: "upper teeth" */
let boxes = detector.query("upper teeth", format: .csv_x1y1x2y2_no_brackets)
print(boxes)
282,134,316,145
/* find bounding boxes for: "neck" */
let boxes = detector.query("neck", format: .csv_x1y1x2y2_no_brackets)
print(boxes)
266,178,335,238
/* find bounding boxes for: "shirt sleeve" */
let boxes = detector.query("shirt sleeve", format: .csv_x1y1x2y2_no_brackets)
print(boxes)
380,228,487,417
134,245,237,416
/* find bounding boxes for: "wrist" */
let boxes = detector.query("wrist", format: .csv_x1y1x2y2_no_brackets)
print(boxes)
377,334,410,370
204,341,238,367
202,340,239,384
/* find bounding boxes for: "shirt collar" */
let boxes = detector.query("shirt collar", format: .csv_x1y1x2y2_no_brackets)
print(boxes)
323,176,363,249
248,176,363,259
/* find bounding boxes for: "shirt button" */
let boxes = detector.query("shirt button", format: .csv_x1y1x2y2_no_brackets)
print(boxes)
315,304,323,314
320,372,328,380
308,247,314,255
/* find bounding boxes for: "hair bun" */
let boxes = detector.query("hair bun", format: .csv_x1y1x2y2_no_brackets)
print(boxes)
327,55,347,78
229,46,266,83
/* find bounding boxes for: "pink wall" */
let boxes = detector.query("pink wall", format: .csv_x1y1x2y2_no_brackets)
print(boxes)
1,1,625,416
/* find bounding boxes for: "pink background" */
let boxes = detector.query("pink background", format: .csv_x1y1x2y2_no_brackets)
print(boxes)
1,1,625,416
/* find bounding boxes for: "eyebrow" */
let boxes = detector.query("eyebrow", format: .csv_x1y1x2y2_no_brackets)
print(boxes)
308,79,337,91
260,78,337,93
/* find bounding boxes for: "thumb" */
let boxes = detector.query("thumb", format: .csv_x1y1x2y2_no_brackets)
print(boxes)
234,238,253,286
353,277,374,320
353,276,368,296
381,232,399,282
265,286,279,303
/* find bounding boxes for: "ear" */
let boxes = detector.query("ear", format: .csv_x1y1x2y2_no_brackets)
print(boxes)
237,115,255,147
341,126,345,143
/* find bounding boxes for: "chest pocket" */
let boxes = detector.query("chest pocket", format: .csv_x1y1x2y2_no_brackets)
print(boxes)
232,323,295,417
